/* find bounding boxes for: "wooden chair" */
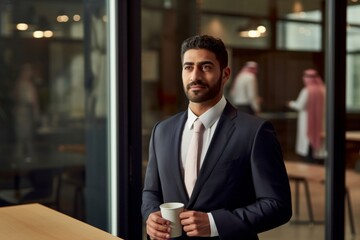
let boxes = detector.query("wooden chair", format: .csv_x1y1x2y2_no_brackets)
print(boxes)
285,161,356,236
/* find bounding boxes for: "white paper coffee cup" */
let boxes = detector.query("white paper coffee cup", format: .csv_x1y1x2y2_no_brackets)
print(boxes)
160,202,184,238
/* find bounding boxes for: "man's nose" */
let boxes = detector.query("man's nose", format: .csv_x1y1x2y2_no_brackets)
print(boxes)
190,66,202,82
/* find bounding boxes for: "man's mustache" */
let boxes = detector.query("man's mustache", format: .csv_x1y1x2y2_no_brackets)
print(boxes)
187,80,207,89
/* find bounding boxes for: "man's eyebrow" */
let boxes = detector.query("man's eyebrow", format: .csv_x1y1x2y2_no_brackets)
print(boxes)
183,60,214,66
198,61,215,65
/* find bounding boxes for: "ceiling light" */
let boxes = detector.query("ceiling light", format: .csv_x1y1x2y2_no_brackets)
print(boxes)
16,23,29,31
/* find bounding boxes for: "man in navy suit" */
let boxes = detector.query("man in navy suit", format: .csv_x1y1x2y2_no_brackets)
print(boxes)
142,35,292,239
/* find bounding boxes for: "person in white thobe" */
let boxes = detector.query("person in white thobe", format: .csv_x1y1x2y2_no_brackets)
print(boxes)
288,69,326,162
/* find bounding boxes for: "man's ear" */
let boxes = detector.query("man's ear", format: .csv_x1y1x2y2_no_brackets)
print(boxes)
222,66,231,82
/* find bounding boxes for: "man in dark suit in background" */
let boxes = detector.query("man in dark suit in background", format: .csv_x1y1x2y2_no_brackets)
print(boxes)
142,35,292,239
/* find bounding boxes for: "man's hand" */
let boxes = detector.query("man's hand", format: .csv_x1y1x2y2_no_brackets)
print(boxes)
146,211,171,240
179,210,211,237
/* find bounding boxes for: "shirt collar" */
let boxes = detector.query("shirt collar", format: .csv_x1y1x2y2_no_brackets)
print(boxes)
187,96,227,129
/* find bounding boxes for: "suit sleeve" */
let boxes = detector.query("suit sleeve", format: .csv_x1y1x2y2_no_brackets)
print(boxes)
141,124,163,222
211,121,292,239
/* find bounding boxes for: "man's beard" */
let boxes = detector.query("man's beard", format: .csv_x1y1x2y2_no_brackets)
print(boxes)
184,75,222,103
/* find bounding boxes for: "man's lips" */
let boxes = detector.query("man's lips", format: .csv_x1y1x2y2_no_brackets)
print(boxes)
189,85,205,91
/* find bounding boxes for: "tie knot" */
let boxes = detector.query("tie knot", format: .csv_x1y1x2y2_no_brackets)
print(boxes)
193,119,204,133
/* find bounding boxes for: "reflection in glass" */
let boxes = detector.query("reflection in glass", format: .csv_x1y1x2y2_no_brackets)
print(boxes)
13,63,40,158
0,0,110,233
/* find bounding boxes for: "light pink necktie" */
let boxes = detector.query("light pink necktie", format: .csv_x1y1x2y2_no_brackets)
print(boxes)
184,119,204,197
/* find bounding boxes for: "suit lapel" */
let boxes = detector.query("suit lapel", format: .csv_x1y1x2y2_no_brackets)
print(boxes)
188,103,238,205
173,112,189,202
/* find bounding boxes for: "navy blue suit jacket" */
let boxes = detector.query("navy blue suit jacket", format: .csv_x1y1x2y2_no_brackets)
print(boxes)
142,102,292,239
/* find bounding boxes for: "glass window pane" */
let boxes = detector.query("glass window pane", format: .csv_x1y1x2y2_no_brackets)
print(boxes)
346,54,360,111
347,26,360,51
277,21,321,51
348,4,360,24
347,4,360,111
0,0,111,233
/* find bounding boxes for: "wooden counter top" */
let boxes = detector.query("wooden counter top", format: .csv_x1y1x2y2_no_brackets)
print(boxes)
0,204,123,240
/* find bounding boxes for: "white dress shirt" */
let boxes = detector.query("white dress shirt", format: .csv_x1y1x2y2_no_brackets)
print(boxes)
181,96,226,237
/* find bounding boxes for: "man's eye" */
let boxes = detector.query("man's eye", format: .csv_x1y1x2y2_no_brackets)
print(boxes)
184,66,192,71
202,65,212,71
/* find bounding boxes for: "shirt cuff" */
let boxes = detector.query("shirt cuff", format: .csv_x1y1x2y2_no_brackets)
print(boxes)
207,212,219,237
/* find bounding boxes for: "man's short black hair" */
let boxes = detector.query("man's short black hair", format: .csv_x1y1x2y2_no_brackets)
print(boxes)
181,35,228,70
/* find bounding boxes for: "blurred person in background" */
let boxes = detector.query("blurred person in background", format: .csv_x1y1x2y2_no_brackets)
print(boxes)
13,63,56,203
287,68,326,164
230,61,261,115
13,63,40,159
